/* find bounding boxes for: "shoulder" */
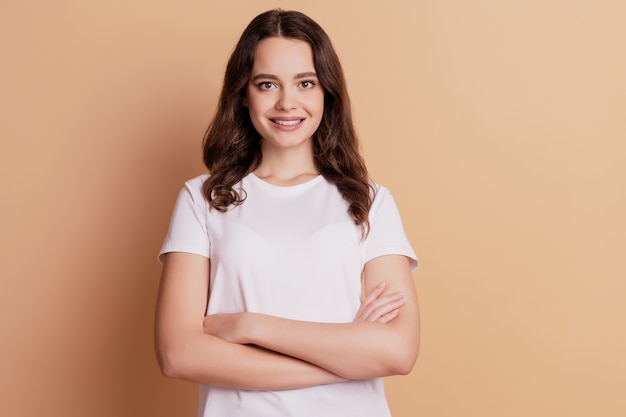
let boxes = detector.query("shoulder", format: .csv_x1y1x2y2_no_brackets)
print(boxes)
367,181,411,225
172,174,210,209
369,181,389,196
182,173,209,190
180,174,209,196
369,181,394,212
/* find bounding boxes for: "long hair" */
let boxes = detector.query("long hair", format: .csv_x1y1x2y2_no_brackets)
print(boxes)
202,9,374,233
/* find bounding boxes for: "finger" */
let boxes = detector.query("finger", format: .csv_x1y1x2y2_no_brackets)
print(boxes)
363,293,405,322
357,290,400,322
355,283,386,321
376,308,400,324
363,282,386,305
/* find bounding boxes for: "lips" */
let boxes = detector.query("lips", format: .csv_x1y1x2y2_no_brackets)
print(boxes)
271,118,304,126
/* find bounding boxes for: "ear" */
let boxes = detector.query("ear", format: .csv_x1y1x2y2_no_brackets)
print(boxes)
242,96,248,107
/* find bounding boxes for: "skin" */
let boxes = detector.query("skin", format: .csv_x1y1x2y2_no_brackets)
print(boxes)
203,256,419,380
245,37,324,185
154,36,420,389
246,37,325,159
156,252,349,390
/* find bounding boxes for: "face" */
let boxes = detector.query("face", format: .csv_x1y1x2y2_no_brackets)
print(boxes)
245,37,324,152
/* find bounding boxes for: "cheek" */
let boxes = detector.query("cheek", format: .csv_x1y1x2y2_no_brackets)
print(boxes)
306,92,325,114
246,93,274,114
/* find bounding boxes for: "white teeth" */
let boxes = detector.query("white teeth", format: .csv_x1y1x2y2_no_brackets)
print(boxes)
273,119,302,126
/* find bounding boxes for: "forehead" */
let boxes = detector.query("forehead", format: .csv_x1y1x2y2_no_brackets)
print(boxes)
251,37,315,75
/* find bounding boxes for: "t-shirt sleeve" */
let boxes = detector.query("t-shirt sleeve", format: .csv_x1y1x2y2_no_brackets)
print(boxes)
158,176,211,263
364,185,418,271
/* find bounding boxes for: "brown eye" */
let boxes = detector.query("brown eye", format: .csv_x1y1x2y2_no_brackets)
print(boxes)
258,82,276,90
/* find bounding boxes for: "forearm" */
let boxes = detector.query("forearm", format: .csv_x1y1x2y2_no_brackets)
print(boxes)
242,314,419,380
236,255,421,380
157,330,347,390
155,252,346,391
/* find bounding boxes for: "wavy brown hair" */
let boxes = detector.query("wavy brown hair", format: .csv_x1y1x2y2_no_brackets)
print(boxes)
202,9,374,234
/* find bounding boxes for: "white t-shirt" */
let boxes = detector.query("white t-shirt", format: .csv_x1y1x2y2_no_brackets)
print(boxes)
160,173,417,417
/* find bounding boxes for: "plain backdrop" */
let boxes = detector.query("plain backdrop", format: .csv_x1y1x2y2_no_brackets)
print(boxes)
1,0,625,416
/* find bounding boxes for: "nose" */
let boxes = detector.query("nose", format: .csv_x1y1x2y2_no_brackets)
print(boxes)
275,88,297,110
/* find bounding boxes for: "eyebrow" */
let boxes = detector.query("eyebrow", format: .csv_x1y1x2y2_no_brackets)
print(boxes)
251,72,318,81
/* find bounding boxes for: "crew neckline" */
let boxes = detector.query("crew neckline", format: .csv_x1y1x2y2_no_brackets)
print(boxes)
248,172,324,190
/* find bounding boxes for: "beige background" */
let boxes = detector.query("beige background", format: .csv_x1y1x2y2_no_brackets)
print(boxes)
1,0,625,416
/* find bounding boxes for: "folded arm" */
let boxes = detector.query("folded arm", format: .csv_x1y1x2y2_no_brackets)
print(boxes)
154,252,347,390
204,254,420,380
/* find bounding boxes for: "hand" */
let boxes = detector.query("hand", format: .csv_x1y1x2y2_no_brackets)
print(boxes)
203,312,250,344
354,283,405,323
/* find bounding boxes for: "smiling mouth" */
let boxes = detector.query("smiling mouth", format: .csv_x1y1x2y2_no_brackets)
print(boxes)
271,119,304,126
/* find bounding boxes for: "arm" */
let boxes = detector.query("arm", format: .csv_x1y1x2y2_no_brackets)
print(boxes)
154,251,348,390
204,254,420,380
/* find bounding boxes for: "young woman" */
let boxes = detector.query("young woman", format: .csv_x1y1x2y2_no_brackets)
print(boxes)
155,9,419,417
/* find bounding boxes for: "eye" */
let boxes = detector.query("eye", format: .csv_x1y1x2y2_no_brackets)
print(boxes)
258,82,276,90
299,80,316,89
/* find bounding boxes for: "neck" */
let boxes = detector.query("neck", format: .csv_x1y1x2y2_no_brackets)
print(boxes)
254,141,319,186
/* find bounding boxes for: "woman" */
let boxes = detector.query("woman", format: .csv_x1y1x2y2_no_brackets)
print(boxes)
155,9,419,417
